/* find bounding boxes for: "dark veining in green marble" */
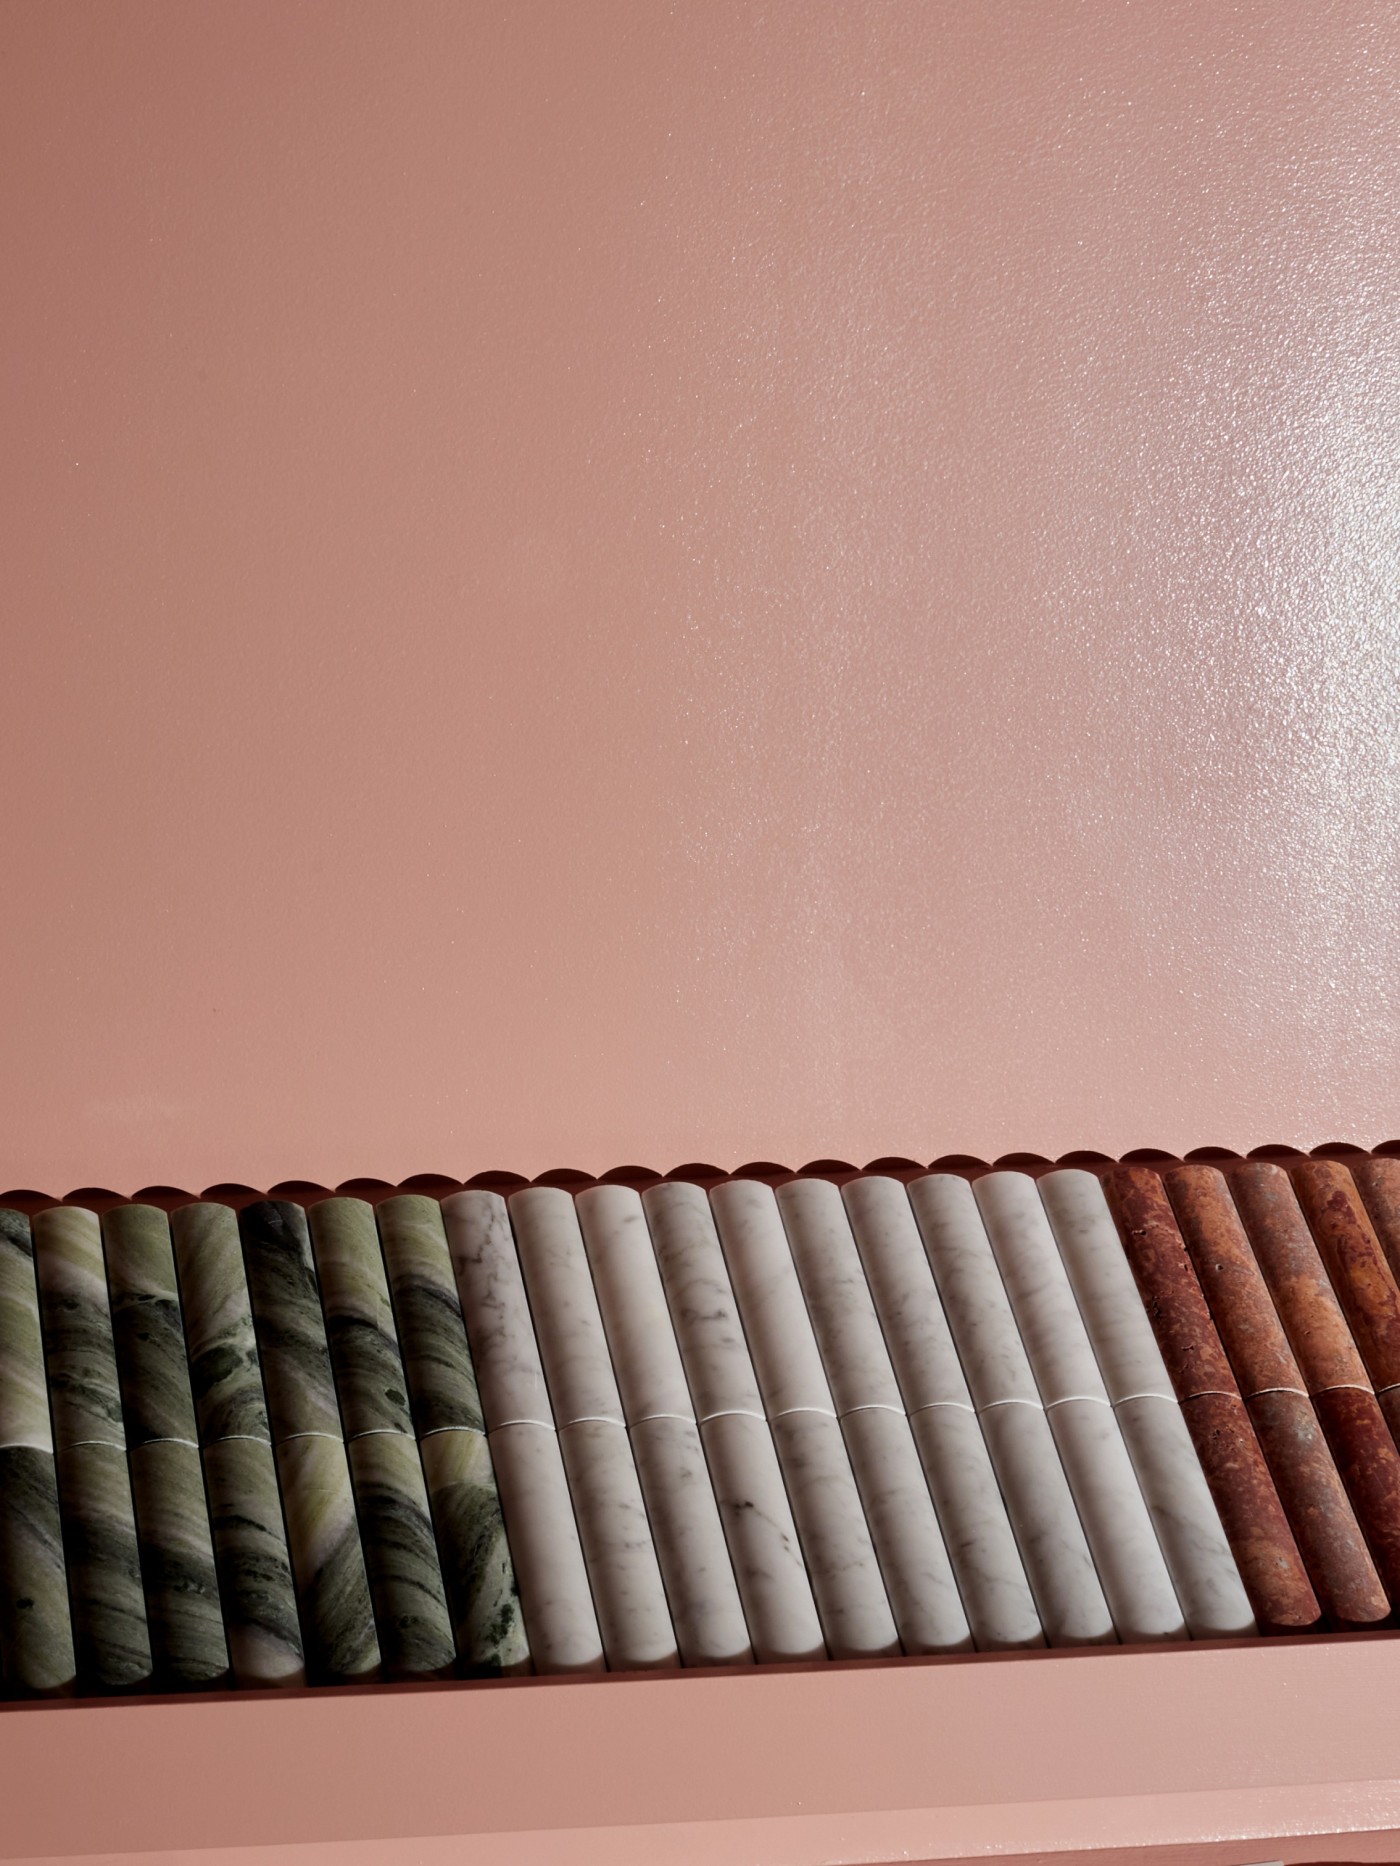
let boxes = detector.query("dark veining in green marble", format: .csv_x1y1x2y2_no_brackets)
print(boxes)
0,1208,52,1453
419,1428,529,1675
103,1205,200,1447
170,1204,271,1444
32,1207,126,1451
308,1200,413,1439
275,1433,379,1683
55,1440,153,1692
128,1440,229,1688
202,1437,305,1687
377,1196,486,1435
0,1445,76,1694
238,1203,342,1441
346,1432,455,1679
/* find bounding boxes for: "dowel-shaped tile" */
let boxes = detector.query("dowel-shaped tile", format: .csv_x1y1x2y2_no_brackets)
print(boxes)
486,1422,604,1674
508,1188,625,1426
1036,1171,1174,1402
201,1437,305,1687
628,1415,752,1665
375,1195,486,1435
710,1180,836,1417
642,1181,764,1419
101,1204,200,1446
55,1440,153,1690
169,1203,270,1444
442,1192,552,1429
1101,1169,1238,1400
274,1432,380,1683
417,1428,530,1675
1292,1163,1400,1393
0,1444,75,1695
127,1440,228,1688
974,1174,1108,1404
307,1199,413,1439
32,1206,126,1450
841,1177,975,1412
345,1431,456,1679
906,1177,1040,1408
557,1417,679,1669
1311,1385,1400,1608
237,1202,342,1441
0,1208,58,1452
775,1178,904,1414
1352,1156,1400,1285
576,1185,695,1423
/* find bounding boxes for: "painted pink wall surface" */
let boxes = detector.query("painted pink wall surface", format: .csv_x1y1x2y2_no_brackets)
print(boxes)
3,1,1399,1194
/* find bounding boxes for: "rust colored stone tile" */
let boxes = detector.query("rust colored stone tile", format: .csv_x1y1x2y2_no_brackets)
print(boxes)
1245,1388,1388,1629
1228,1162,1371,1395
1292,1162,1400,1392
1178,1392,1320,1634
1102,1167,1237,1400
1350,1156,1400,1286
1163,1165,1302,1399
1313,1385,1400,1610
1378,1387,1400,1450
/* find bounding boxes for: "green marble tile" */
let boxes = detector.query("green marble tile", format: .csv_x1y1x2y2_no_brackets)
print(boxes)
238,1202,342,1442
346,1432,455,1680
418,1428,530,1675
376,1196,485,1435
0,1209,53,1453
103,1205,199,1447
0,1445,76,1694
202,1436,305,1687
308,1200,413,1439
32,1207,126,1451
128,1440,229,1689
170,1203,270,1445
55,1439,152,1692
275,1433,379,1683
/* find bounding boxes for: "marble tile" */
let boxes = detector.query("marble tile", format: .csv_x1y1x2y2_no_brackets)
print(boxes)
127,1439,229,1688
201,1435,306,1687
1351,1155,1400,1285
0,1444,76,1694
31,1205,126,1451
1177,1392,1320,1633
1163,1168,1306,1400
1291,1163,1400,1391
509,1188,626,1427
1044,1397,1186,1643
345,1431,456,1679
840,1177,975,1413
375,1196,485,1435
974,1174,1108,1405
274,1432,380,1683
169,1203,271,1446
696,1411,825,1663
709,1180,835,1417
907,1406,1044,1651
101,1204,200,1448
976,1402,1116,1648
1036,1171,1176,1403
906,1177,1040,1409
307,1199,413,1439
628,1414,752,1666
55,1439,153,1691
775,1178,904,1415
417,1427,529,1675
486,1421,605,1673
769,1409,900,1660
1245,1387,1387,1629
1101,1169,1239,1401
838,1405,972,1654
1112,1396,1255,1639
0,1208,53,1453
238,1202,343,1443
557,1417,678,1669
642,1181,764,1420
1228,1164,1370,1394
441,1191,553,1429
1311,1385,1400,1609
576,1185,695,1424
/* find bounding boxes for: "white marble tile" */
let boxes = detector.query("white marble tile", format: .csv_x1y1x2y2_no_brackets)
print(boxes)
906,1176,1040,1409
576,1186,695,1424
629,1414,753,1666
976,1401,1116,1647
775,1178,905,1415
442,1192,553,1429
507,1188,625,1427
486,1421,605,1673
1114,1395,1256,1639
841,1177,975,1412
769,1409,900,1659
839,1405,972,1653
642,1182,765,1419
1044,1397,1186,1644
974,1173,1109,1405
907,1406,1044,1651
709,1179,835,1417
557,1418,679,1670
1037,1170,1175,1402
698,1411,825,1662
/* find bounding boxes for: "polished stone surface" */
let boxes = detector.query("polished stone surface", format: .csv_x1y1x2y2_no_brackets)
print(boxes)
841,1176,975,1413
274,1431,380,1682
31,1205,127,1451
417,1426,529,1674
102,1203,200,1448
55,1438,153,1691
441,1191,553,1429
346,1430,456,1679
776,1177,905,1415
557,1417,679,1669
201,1434,306,1687
308,1199,413,1439
1351,1155,1400,1286
238,1202,343,1442
486,1421,605,1673
0,1208,52,1453
509,1188,626,1427
169,1203,271,1445
576,1185,695,1424
1291,1162,1400,1391
375,1195,484,1435
709,1179,836,1417
128,1438,229,1687
642,1181,765,1420
906,1176,1041,1409
1311,1383,1400,1609
627,1414,752,1666
974,1173,1109,1405
0,1444,76,1694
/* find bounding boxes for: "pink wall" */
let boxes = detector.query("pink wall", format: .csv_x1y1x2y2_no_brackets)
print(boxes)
4,1,1399,1194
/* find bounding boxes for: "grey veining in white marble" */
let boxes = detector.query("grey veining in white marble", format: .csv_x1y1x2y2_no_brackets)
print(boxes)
974,1174,1108,1405
641,1182,764,1419
557,1418,679,1670
769,1409,900,1659
976,1401,1116,1647
576,1186,695,1424
441,1192,553,1429
839,1404,971,1653
776,1178,905,1415
907,1405,1044,1650
1044,1396,1186,1643
508,1188,626,1427
1114,1395,1255,1638
698,1411,825,1662
1037,1170,1176,1402
629,1414,752,1665
709,1180,835,1417
906,1177,1040,1409
486,1422,605,1673
841,1177,975,1413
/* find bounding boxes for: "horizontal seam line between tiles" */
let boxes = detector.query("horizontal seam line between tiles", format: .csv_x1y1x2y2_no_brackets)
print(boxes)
907,1400,976,1418
130,1437,200,1449
202,1433,273,1446
344,1427,419,1441
625,1411,698,1427
57,1436,129,1450
418,1424,487,1440
275,1430,346,1445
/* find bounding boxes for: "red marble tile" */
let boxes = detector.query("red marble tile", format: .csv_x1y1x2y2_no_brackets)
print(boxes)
1102,1166,1237,1400
1349,1156,1400,1286
1291,1161,1400,1392
1312,1385,1400,1609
